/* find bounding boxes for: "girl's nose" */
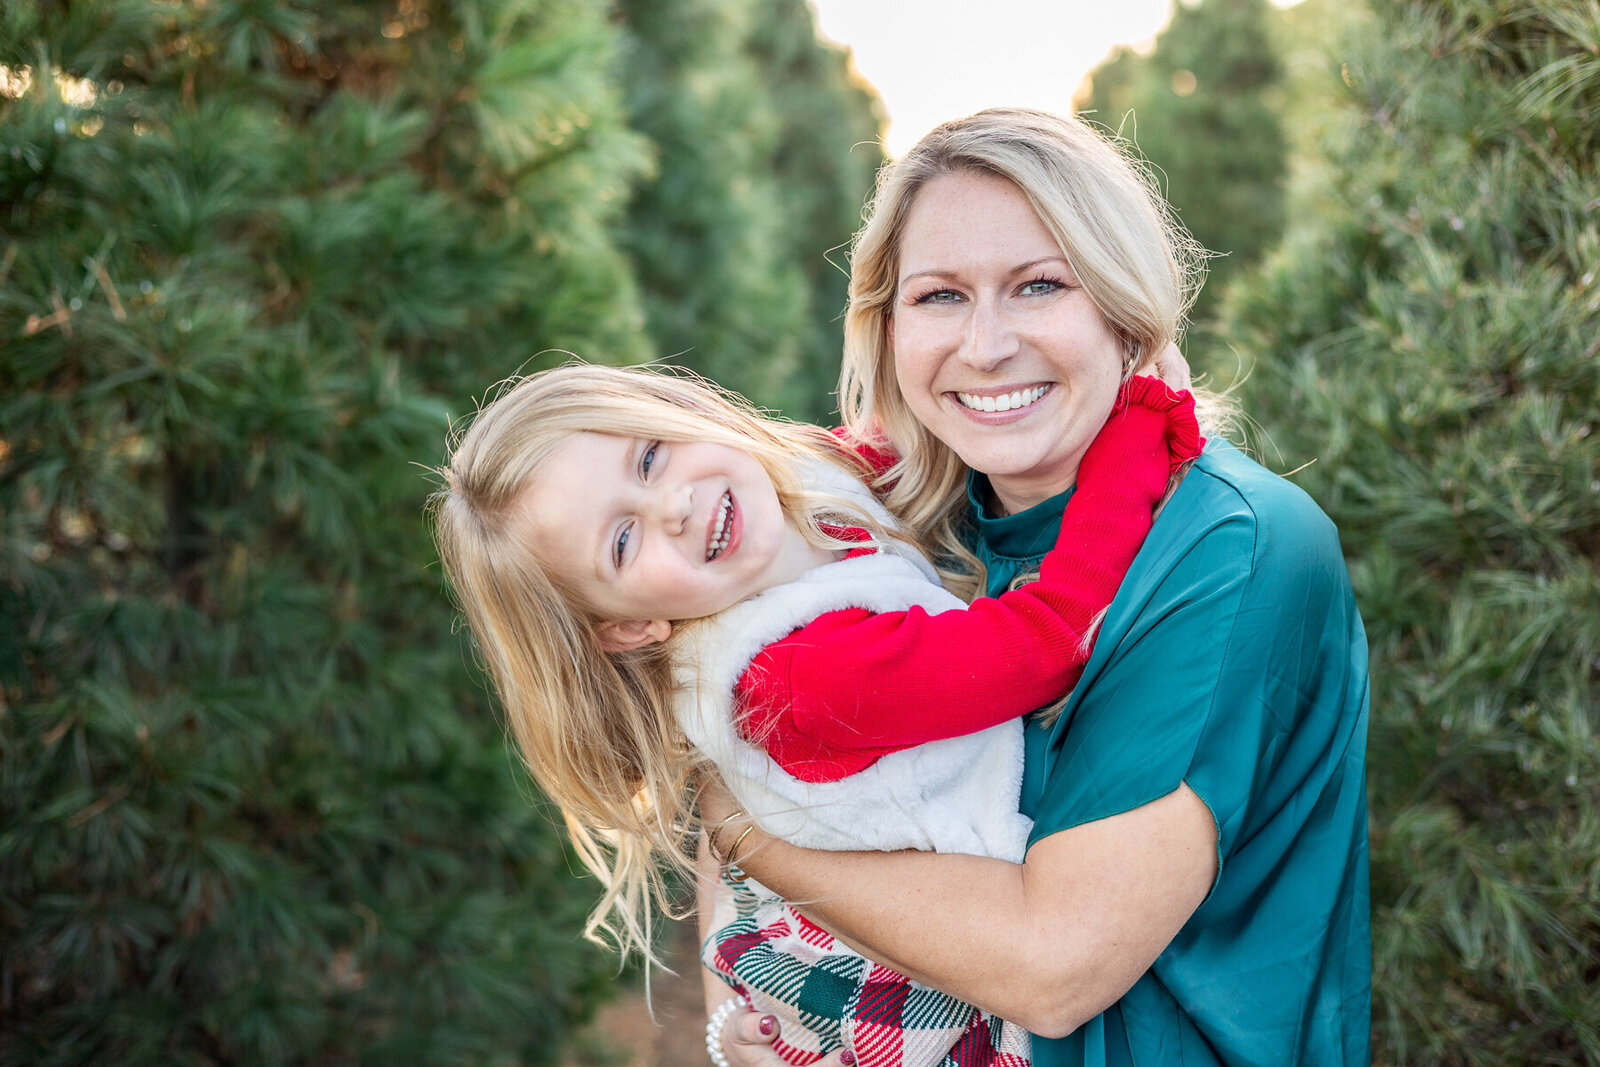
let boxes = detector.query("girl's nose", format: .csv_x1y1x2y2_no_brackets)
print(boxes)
961,299,1020,372
646,482,693,534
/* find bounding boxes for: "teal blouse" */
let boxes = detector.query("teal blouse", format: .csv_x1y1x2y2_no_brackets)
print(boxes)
968,441,1371,1067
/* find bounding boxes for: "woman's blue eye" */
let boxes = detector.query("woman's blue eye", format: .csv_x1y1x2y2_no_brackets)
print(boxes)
1021,279,1063,296
913,288,961,305
640,442,659,478
614,523,632,567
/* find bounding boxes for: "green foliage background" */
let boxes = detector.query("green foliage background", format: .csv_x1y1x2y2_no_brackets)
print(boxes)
615,0,882,419
0,1,880,1063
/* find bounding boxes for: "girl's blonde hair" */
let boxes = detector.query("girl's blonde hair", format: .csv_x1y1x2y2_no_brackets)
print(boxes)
838,106,1232,598
428,361,877,965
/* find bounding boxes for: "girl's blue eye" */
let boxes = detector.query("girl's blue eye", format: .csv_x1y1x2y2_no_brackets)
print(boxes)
614,523,633,567
640,441,659,478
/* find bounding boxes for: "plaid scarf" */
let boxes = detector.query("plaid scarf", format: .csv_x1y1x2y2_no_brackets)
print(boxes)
705,868,1031,1067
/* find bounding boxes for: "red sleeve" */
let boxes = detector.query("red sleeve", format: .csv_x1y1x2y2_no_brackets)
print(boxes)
737,377,1203,783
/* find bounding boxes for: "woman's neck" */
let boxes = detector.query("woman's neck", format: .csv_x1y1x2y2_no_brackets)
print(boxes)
985,466,1078,516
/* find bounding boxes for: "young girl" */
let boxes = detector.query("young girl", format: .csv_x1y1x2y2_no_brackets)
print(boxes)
429,362,1200,1067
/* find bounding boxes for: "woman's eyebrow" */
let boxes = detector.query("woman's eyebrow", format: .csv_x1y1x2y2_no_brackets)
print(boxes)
897,255,1068,287
898,266,957,285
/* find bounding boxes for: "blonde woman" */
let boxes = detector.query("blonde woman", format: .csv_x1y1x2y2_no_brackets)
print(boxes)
431,362,1200,1067
701,108,1372,1067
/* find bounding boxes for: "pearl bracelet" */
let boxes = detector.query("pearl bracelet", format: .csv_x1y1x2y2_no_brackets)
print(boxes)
705,994,748,1067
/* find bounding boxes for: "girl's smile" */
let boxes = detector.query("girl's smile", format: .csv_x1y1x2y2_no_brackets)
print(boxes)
707,490,736,561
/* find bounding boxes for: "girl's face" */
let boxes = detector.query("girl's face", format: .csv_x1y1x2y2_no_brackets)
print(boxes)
890,169,1125,515
517,433,829,650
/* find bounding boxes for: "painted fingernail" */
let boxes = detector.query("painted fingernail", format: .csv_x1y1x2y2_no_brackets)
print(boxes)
758,1016,776,1037
841,1052,856,1066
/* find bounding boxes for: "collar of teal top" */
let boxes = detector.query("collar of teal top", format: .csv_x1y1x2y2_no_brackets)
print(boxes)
964,469,1076,563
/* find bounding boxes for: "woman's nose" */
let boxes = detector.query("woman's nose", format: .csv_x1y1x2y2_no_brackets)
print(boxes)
960,299,1020,371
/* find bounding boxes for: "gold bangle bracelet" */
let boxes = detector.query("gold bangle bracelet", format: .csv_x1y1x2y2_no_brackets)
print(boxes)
722,824,757,869
706,812,747,862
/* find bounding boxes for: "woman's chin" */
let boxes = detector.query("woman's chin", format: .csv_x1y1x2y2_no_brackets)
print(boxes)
961,436,1076,482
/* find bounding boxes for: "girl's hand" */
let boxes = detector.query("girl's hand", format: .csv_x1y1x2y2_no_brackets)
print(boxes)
1149,341,1192,394
719,1005,858,1067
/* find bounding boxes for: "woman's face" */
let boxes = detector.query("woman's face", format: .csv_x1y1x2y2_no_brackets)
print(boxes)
890,169,1125,514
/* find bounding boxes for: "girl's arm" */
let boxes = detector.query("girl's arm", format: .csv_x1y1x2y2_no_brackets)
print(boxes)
738,377,1201,770
699,777,1217,1037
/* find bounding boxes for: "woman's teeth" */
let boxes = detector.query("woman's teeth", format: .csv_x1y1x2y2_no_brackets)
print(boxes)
955,385,1050,413
706,491,733,561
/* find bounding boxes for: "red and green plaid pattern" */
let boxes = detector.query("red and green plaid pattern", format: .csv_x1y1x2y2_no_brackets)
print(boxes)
705,869,1031,1067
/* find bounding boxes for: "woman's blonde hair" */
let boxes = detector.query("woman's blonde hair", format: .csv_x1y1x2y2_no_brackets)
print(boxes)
428,361,878,965
838,106,1231,597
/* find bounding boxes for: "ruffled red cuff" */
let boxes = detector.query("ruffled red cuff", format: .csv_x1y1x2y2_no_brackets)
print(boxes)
1115,375,1206,473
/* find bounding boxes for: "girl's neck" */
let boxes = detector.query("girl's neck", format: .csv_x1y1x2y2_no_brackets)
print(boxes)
776,522,848,582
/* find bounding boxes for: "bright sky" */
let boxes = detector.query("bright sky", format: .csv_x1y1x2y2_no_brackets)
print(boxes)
806,1,1261,157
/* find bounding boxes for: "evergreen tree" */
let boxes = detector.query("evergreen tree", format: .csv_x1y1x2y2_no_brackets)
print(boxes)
0,1,650,1062
614,0,883,421
1222,1,1600,1062
742,0,887,417
1078,0,1287,341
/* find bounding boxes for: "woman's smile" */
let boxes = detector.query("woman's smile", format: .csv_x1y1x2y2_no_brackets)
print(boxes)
951,383,1054,416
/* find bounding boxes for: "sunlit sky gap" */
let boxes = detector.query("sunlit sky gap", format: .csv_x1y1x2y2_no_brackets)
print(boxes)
807,0,1301,158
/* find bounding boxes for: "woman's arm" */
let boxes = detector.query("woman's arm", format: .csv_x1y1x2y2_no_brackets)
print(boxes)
698,833,743,1015
700,779,1217,1038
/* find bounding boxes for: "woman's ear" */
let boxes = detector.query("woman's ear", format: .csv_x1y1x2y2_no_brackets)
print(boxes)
595,618,673,652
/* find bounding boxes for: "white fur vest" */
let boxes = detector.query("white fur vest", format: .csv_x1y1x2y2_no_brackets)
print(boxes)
672,459,1033,863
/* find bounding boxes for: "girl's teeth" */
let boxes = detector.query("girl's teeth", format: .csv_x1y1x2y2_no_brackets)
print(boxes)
956,385,1049,412
706,492,733,561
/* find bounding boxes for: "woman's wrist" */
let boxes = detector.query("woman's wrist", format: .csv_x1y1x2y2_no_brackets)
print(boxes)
723,825,757,865
706,810,752,861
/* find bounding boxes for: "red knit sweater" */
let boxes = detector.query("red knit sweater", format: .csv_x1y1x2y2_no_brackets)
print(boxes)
733,377,1202,783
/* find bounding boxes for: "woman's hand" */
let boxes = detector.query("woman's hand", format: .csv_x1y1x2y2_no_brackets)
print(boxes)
716,1004,857,1067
